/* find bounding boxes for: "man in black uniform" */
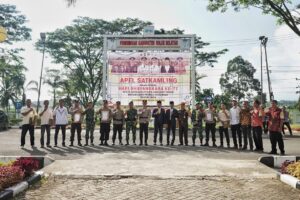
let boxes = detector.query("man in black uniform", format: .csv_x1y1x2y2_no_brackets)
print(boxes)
165,101,178,146
178,102,189,146
152,100,165,145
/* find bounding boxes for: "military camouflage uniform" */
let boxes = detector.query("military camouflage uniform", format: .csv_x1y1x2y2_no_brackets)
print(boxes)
83,108,95,145
125,108,137,144
191,109,205,145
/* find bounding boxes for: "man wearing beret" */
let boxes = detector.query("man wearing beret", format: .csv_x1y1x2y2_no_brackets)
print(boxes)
152,100,166,145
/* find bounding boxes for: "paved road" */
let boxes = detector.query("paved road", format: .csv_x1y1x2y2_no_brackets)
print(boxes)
1,129,300,160
17,177,300,200
1,129,300,200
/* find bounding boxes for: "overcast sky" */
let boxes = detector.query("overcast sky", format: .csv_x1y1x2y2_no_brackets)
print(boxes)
2,0,300,101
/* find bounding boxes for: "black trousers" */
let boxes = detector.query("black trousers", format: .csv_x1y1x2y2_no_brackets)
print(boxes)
179,125,188,145
41,124,51,146
139,123,149,144
112,124,123,142
154,123,163,143
269,131,285,153
242,125,253,149
205,123,216,143
231,124,242,147
54,125,66,145
252,126,263,151
21,124,35,146
167,122,176,144
282,122,292,135
70,123,82,143
100,123,110,142
263,121,268,134
219,126,230,146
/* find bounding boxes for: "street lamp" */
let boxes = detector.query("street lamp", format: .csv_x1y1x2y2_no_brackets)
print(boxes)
37,32,46,113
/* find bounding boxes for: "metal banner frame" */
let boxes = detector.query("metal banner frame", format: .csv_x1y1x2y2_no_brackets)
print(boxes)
102,34,196,107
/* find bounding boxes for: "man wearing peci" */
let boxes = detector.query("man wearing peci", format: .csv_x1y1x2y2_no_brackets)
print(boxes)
165,101,179,146
161,57,175,73
152,100,165,145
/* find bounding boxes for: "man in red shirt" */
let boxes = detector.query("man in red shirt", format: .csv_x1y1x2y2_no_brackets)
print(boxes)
251,100,264,152
265,100,285,155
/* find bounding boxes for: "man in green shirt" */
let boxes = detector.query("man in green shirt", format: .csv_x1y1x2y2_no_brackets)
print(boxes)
191,103,205,146
82,102,95,146
125,101,138,145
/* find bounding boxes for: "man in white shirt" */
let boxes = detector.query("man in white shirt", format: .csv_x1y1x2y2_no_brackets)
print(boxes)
150,57,161,74
53,99,69,147
137,57,149,74
229,99,242,149
39,100,53,148
20,99,37,148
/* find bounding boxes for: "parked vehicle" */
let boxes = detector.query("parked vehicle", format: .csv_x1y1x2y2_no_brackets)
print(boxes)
0,110,9,131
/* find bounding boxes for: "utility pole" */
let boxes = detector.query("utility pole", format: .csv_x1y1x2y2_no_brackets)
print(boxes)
259,36,273,102
259,36,264,104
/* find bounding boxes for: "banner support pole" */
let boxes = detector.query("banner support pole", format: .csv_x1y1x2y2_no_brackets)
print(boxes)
102,36,108,101
191,35,196,108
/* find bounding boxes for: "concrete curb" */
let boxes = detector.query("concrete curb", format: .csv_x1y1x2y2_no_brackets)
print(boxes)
259,156,300,190
0,171,44,200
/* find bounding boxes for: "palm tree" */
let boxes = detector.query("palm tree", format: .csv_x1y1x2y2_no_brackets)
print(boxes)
22,80,39,106
195,72,207,92
44,68,64,108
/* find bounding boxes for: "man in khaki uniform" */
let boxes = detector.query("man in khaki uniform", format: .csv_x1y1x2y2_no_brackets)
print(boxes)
20,99,37,148
112,101,125,145
138,100,152,146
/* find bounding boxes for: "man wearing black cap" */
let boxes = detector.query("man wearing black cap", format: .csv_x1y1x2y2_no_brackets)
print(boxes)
178,102,189,146
152,100,165,145
165,101,179,146
112,101,125,145
125,101,138,145
138,100,152,146
97,100,113,146
191,103,205,146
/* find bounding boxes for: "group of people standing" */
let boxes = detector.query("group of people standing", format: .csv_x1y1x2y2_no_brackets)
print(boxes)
20,98,289,155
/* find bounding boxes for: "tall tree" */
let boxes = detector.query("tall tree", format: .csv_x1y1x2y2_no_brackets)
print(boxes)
0,4,31,44
219,56,260,101
43,68,64,108
207,0,300,36
37,17,226,105
36,17,151,105
0,53,26,112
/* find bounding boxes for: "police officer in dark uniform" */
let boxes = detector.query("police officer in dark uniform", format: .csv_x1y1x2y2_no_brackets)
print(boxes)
152,100,165,146
165,101,179,146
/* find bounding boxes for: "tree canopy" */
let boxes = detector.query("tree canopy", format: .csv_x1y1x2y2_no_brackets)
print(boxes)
219,56,260,101
0,4,31,44
207,0,300,36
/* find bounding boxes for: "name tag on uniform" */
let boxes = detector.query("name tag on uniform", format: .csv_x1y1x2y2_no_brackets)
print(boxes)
207,113,212,121
74,113,81,122
102,111,109,121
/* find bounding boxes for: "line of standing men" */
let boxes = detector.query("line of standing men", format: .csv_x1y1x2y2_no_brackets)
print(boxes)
19,98,286,155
